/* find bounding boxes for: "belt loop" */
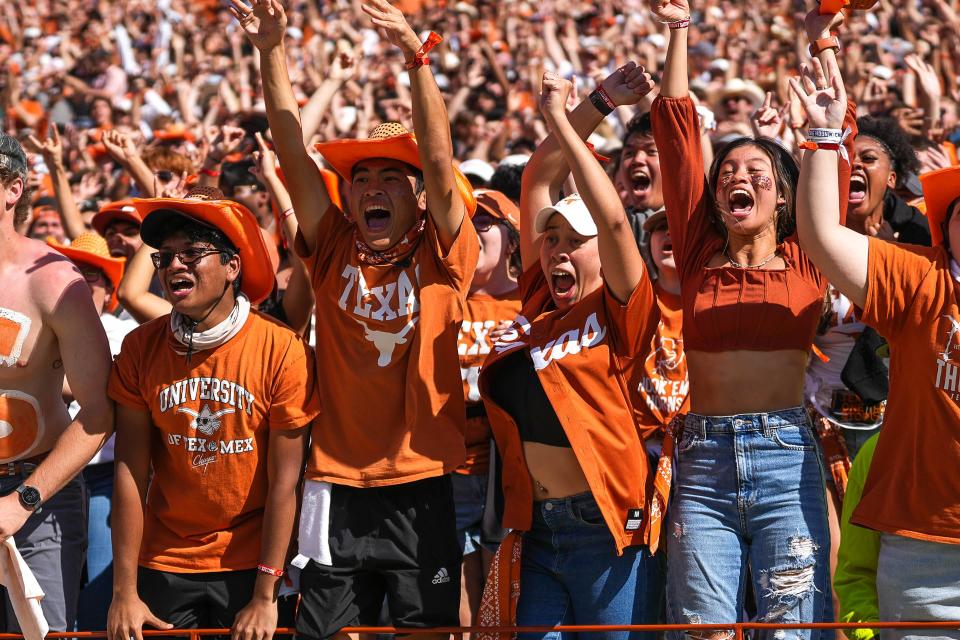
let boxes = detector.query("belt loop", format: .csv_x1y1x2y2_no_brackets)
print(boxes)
699,416,707,438
761,413,771,437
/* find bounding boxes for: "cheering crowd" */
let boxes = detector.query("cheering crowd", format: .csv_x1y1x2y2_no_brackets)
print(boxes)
0,0,958,639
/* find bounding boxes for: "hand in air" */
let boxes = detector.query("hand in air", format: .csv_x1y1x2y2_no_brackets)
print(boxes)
539,71,574,124
360,0,423,60
647,0,689,23
600,61,655,108
788,56,847,131
229,0,287,52
751,92,788,139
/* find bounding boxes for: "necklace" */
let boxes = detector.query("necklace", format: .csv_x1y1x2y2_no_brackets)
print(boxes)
725,249,779,269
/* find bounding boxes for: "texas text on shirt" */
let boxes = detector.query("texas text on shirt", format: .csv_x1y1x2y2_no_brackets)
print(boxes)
479,265,659,553
108,310,321,571
635,284,689,429
852,237,960,543
457,290,521,475
296,204,479,486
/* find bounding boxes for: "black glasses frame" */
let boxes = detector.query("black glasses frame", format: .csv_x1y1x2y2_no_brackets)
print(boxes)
151,248,223,269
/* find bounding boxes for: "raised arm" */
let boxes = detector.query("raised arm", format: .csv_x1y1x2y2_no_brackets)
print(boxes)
361,0,465,252
520,63,656,272
117,243,172,323
26,126,85,240
650,0,691,98
792,57,868,308
231,0,332,254
539,72,649,304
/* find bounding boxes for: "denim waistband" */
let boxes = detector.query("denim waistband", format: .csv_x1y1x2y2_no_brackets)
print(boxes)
684,406,809,436
531,491,597,526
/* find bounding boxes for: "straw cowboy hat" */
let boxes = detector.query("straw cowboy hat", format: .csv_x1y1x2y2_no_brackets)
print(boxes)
920,166,960,247
720,79,765,109
49,232,126,312
134,187,276,304
314,122,478,215
92,199,141,235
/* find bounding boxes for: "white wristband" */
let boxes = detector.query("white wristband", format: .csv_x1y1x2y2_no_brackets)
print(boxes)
806,126,852,162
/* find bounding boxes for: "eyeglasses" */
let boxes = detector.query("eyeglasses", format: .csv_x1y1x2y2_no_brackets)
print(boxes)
156,170,175,182
472,214,502,233
151,247,223,269
79,268,105,284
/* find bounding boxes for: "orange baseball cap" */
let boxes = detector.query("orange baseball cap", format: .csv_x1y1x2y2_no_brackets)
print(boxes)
473,189,520,230
92,200,141,236
134,189,276,304
48,232,126,312
314,122,477,215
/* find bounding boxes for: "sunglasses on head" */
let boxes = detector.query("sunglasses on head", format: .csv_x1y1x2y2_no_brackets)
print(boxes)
151,247,223,269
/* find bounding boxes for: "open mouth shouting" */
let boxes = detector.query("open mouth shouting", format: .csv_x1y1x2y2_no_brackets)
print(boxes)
363,204,393,234
726,187,755,220
630,168,652,198
167,274,196,301
550,268,577,302
848,174,867,207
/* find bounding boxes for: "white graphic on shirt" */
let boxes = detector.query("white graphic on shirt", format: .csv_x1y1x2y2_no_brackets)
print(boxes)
934,315,960,403
351,315,419,367
494,313,607,371
339,264,422,366
0,308,31,368
638,322,688,422
177,403,235,436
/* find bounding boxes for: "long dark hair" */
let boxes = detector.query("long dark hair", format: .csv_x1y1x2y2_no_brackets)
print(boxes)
707,137,800,244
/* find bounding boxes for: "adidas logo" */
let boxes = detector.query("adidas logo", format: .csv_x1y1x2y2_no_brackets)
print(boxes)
431,567,451,585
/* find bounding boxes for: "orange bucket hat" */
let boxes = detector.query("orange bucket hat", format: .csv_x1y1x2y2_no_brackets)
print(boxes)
920,166,960,247
133,188,276,304
49,232,126,312
92,199,141,236
314,122,477,215
473,189,520,230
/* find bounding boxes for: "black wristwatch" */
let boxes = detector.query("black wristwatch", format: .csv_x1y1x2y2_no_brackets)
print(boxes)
16,485,41,511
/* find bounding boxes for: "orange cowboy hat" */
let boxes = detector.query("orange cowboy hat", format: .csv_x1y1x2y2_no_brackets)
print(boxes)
314,122,477,215
473,189,520,230
92,200,142,236
133,187,275,304
920,166,960,247
48,232,126,313
153,123,196,143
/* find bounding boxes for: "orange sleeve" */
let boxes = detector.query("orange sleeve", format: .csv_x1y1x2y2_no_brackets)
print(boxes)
427,215,480,296
267,337,322,430
107,332,148,410
650,96,717,280
603,272,659,358
862,237,941,339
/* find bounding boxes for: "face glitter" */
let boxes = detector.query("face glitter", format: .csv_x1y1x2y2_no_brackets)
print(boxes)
752,175,773,191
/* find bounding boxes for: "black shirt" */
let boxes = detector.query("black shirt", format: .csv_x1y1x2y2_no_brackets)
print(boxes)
488,351,570,447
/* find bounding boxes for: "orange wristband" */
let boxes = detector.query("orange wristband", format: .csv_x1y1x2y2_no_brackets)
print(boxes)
404,32,443,70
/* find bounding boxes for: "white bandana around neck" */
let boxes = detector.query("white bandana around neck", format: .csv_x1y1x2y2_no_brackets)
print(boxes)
951,259,960,284
171,294,251,355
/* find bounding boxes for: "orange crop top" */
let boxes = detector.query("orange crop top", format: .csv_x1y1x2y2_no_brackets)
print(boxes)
650,96,855,353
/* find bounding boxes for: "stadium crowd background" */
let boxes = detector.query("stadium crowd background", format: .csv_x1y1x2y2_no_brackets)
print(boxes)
1,0,959,635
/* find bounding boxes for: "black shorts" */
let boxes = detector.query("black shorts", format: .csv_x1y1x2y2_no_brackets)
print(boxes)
296,474,461,640
137,567,297,633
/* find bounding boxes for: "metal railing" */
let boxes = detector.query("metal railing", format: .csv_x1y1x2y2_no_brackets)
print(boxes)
8,621,960,639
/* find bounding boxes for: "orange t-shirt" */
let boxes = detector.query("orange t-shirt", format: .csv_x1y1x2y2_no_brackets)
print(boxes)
456,289,522,475
479,267,659,554
108,311,321,572
852,238,960,544
634,285,689,427
297,207,479,487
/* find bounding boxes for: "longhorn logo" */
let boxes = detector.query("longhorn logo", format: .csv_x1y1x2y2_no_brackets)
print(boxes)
177,404,235,436
352,315,419,367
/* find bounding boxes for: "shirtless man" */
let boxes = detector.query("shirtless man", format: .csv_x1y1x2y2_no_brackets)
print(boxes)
0,134,113,631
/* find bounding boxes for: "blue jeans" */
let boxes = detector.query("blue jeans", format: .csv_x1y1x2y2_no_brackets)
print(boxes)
76,462,114,631
517,492,664,640
665,408,833,640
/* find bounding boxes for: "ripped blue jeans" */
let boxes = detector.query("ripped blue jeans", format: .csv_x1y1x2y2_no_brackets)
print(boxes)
665,408,833,640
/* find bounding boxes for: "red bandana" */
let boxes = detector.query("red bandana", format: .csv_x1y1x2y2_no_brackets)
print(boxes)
354,217,426,266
